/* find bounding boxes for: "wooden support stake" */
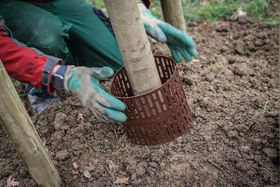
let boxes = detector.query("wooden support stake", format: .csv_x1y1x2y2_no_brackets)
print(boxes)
104,0,162,95
160,0,186,32
0,62,62,187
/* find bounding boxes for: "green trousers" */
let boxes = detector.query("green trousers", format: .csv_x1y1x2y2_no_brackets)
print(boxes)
0,0,123,71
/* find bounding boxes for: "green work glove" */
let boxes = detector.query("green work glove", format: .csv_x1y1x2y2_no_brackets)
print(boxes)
138,3,198,63
64,66,127,123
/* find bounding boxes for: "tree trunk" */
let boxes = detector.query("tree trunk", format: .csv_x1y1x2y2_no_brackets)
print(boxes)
104,0,162,95
160,0,186,32
0,62,62,187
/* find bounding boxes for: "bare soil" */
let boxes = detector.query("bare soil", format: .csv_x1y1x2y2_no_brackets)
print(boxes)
0,16,279,187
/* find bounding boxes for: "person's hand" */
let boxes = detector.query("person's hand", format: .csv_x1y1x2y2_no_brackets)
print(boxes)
64,66,127,123
138,3,198,63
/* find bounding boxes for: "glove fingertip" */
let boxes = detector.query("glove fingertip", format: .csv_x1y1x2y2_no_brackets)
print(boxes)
101,66,114,77
181,50,192,62
109,97,127,111
144,23,167,43
184,55,192,62
107,109,127,123
190,48,199,57
117,113,127,123
96,87,126,111
113,99,126,111
156,31,167,43
174,57,182,63
170,49,182,63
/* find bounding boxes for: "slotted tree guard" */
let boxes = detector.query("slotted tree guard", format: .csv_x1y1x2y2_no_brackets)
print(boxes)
107,0,193,145
104,0,162,95
160,0,186,32
0,62,61,187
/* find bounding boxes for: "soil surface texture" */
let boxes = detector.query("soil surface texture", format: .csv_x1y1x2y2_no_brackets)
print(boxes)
0,13,279,187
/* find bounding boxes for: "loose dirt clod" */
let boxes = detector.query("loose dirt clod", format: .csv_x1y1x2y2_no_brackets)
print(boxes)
55,150,69,161
239,145,251,153
263,147,278,158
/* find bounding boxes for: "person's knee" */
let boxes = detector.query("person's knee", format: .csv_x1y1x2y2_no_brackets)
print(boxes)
0,0,69,58
28,15,69,58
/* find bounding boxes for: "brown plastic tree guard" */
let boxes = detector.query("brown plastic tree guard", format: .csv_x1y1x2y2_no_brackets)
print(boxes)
160,0,186,32
110,56,193,145
0,62,62,187
104,0,162,95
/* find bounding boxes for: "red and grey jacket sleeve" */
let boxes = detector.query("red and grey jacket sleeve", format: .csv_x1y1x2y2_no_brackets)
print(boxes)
0,15,62,92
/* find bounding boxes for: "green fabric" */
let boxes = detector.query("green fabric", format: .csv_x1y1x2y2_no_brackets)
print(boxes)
0,0,71,62
0,0,123,71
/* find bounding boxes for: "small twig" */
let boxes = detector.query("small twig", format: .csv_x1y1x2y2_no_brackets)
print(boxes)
262,167,272,175
112,127,118,141
145,146,150,152
246,100,270,133
0,158,5,168
208,160,222,171
262,101,270,115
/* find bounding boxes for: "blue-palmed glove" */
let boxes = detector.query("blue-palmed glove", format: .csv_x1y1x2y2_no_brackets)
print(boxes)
64,66,127,123
138,3,198,63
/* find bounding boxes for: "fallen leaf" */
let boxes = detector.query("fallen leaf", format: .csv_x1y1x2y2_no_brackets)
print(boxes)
230,7,247,21
77,113,84,121
106,160,116,175
71,170,79,175
6,176,19,187
199,21,209,30
216,21,230,32
72,162,79,170
192,59,200,64
87,162,96,171
114,176,129,184
83,170,91,179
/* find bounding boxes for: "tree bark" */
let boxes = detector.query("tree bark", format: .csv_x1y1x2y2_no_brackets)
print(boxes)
160,0,186,32
104,0,162,95
0,62,62,187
